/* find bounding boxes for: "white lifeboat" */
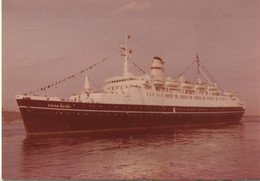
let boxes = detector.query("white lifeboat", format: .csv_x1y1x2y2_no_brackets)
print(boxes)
225,91,234,97
182,83,193,89
143,83,152,89
166,81,180,87
154,81,165,87
208,85,218,91
196,84,207,90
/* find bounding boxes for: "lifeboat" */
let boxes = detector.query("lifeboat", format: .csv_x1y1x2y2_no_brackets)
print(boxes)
196,84,207,90
154,81,165,87
182,83,194,89
166,81,180,87
225,91,234,97
143,83,152,89
208,85,218,91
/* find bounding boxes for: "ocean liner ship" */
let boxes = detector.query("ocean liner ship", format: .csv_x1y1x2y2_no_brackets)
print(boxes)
16,36,245,135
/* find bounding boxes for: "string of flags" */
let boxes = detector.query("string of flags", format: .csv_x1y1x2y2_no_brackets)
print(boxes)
25,57,108,95
119,34,145,74
128,59,146,74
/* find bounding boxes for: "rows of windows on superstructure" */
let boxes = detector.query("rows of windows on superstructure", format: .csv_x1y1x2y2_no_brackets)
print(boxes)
103,83,235,101
107,78,136,84
147,86,226,98
145,92,229,101
158,87,222,96
106,86,223,95
103,89,231,101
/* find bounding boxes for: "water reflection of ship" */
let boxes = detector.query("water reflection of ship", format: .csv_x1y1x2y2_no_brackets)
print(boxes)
20,123,245,179
22,122,243,153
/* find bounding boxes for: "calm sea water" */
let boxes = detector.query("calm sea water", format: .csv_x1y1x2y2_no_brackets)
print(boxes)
2,117,260,179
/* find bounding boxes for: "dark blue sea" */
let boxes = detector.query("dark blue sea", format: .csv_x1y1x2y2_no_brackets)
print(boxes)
2,117,260,179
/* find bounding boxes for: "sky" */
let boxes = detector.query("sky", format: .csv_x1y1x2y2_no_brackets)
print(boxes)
2,0,260,115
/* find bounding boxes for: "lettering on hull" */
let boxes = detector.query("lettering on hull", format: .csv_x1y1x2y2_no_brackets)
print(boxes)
48,104,71,109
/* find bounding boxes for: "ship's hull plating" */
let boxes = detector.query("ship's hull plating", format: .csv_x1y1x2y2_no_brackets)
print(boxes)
17,99,245,135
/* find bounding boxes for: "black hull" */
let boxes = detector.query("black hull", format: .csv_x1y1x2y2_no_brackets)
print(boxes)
17,98,245,135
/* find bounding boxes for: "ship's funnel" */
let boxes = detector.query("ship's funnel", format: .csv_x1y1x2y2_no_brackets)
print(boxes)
150,56,165,79
84,74,91,90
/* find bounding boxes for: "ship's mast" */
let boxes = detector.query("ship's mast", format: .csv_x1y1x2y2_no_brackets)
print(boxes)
121,35,131,76
196,53,201,83
124,35,129,76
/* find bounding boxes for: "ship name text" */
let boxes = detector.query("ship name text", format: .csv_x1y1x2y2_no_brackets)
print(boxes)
48,104,72,109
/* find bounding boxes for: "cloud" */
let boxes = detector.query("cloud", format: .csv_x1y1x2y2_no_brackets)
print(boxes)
110,1,151,17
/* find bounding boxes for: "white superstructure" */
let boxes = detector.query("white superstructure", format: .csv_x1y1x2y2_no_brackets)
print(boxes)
69,35,245,109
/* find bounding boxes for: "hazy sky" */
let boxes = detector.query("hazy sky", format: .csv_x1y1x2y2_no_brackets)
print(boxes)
2,0,260,115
